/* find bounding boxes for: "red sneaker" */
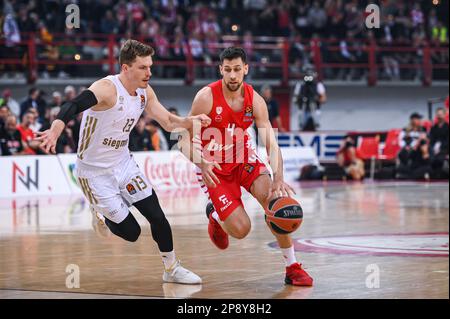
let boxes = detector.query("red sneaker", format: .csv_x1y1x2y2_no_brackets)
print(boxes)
206,202,229,250
285,263,313,286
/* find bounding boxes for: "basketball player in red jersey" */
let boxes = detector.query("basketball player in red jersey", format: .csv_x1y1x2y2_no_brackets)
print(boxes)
179,47,313,286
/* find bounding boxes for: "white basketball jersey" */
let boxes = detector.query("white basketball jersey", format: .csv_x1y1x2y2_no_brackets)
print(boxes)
76,75,147,168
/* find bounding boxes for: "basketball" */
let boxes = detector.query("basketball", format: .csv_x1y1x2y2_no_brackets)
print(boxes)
264,197,303,235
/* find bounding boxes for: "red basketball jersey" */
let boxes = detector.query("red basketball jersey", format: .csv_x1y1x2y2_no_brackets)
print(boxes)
201,80,257,174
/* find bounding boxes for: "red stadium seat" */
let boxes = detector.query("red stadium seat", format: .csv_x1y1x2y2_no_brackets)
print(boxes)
380,129,401,160
356,136,380,179
356,136,380,160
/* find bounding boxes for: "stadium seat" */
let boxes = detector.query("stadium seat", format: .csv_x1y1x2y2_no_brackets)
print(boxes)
356,136,380,160
380,129,401,160
356,136,380,179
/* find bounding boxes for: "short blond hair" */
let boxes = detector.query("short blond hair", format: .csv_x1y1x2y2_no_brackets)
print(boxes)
119,39,155,66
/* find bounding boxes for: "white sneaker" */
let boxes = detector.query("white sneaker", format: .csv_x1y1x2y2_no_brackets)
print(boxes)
162,260,202,285
90,207,111,238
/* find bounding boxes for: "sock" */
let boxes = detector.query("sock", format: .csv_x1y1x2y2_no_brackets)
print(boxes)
160,250,177,271
281,246,297,267
211,211,221,223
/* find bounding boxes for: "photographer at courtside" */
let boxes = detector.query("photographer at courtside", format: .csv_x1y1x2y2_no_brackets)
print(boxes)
292,65,327,131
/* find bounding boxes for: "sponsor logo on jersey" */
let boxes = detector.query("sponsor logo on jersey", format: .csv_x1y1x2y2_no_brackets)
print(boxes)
244,105,253,122
244,163,254,173
215,115,223,122
140,95,145,109
126,183,137,195
206,139,233,152
102,137,129,150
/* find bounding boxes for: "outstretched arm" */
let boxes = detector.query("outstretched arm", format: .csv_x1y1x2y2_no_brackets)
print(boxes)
35,79,116,153
145,85,211,132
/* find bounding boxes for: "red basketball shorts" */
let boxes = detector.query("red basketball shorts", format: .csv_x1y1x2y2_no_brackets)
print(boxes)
205,160,270,221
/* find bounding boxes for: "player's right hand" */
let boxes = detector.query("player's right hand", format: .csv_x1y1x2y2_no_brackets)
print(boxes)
200,160,221,188
190,114,211,128
35,129,59,154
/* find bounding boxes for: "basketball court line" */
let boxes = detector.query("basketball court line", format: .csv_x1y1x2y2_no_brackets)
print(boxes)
0,288,162,299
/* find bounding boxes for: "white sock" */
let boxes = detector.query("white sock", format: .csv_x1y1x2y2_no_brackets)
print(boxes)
281,246,297,267
160,250,177,271
211,211,221,223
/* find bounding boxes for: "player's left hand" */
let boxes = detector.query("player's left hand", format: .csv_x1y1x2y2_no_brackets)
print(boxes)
268,180,296,200
190,114,211,128
35,129,59,154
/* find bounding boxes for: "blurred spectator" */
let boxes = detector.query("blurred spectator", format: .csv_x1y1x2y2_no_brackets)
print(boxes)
17,111,40,155
50,91,63,108
0,105,10,131
201,12,220,35
189,31,205,78
39,107,76,154
308,1,327,35
27,108,42,132
396,135,431,180
336,136,365,181
396,112,431,179
3,13,20,48
128,0,147,28
261,85,285,132
429,107,449,177
410,2,425,31
343,2,363,37
337,31,359,80
0,0,448,82
67,113,83,149
294,4,310,38
0,89,20,118
101,10,119,34
147,120,169,151
64,86,77,103
162,107,181,150
19,87,40,120
0,114,24,156
277,2,292,37
2,13,21,76
289,34,309,66
398,113,427,149
129,116,153,151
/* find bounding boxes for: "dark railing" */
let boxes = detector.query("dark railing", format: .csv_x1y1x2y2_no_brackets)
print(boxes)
0,33,448,86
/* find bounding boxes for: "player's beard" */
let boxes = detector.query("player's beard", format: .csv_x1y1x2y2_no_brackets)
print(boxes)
225,79,243,92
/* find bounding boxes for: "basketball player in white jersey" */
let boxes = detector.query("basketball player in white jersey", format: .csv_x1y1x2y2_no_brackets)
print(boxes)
36,40,210,284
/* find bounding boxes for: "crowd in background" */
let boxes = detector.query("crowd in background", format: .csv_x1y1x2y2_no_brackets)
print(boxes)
336,98,449,181
0,0,448,80
0,85,179,156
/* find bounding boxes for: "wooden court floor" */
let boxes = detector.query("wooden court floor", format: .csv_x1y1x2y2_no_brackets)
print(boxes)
0,181,448,299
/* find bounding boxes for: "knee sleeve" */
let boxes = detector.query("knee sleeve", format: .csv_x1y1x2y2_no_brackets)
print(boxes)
105,212,141,242
134,192,167,224
134,192,173,252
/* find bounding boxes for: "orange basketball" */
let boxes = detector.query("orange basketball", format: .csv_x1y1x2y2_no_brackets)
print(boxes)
264,197,303,234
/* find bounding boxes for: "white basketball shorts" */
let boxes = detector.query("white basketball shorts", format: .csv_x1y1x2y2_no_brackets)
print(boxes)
75,154,153,223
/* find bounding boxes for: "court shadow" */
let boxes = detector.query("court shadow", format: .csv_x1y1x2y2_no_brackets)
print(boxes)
271,285,314,299
162,283,203,298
